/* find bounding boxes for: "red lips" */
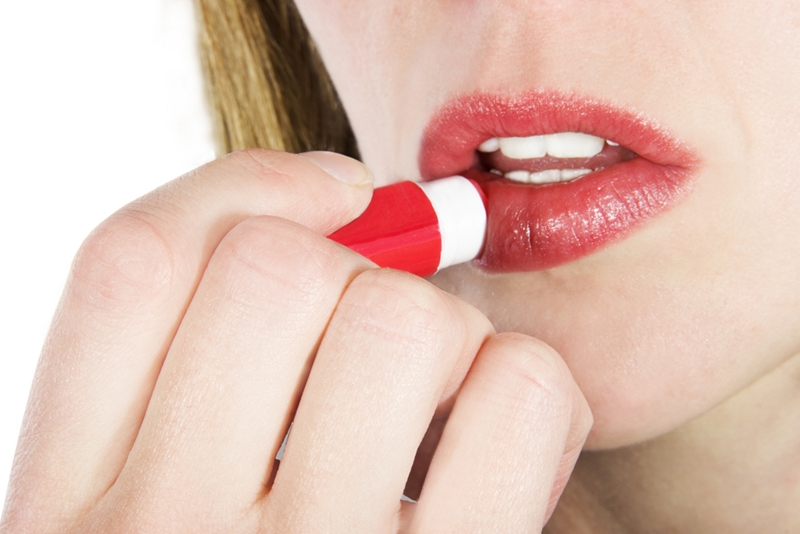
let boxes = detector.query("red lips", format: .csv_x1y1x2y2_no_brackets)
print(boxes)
419,92,699,272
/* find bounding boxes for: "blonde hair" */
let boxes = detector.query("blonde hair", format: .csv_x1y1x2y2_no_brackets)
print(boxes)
195,0,358,157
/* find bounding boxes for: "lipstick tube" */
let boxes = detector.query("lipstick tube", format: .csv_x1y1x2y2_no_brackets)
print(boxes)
328,176,487,277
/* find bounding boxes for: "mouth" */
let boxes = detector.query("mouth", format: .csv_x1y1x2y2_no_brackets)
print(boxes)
419,92,699,272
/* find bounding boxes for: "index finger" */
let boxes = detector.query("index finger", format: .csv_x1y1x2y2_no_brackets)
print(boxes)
6,149,371,530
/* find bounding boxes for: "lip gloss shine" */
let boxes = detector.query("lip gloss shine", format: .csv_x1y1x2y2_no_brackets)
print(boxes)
328,176,487,277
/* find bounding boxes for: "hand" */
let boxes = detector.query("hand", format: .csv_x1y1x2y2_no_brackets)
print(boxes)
1,149,592,533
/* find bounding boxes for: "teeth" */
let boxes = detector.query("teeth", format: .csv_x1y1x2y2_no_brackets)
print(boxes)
500,168,593,185
497,136,547,159
478,132,606,159
529,169,561,184
478,137,500,152
478,132,613,185
560,168,592,180
543,132,605,158
504,170,530,182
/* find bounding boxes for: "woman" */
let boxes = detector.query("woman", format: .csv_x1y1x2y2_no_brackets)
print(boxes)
2,0,799,532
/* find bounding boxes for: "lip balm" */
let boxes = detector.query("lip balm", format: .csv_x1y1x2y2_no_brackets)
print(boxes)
328,176,487,277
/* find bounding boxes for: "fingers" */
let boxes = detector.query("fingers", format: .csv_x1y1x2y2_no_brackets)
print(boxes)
409,333,593,532
265,270,494,533
6,150,371,530
5,146,592,534
102,218,372,521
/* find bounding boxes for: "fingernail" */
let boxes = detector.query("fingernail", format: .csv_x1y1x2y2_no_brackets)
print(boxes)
300,151,373,185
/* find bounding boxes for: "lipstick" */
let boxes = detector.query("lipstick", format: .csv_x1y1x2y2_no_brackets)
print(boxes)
328,175,487,277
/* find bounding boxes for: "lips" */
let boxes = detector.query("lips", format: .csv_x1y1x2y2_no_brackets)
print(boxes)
419,92,699,272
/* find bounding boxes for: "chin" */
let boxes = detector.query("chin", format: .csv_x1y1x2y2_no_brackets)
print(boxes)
429,257,759,451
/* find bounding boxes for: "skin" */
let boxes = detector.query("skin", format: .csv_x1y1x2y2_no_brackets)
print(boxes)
2,1,799,533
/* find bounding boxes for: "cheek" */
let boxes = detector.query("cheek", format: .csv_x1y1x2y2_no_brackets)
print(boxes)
292,1,375,88
292,1,418,179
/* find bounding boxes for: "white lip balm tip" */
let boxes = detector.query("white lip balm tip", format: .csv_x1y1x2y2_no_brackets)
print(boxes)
417,176,487,271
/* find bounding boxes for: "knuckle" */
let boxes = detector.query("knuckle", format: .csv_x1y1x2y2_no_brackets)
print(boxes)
224,147,277,169
262,496,313,534
224,148,295,185
69,209,177,310
213,216,343,309
342,269,458,350
354,268,452,314
488,333,575,417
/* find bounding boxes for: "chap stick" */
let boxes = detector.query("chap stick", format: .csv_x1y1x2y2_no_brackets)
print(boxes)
328,176,487,277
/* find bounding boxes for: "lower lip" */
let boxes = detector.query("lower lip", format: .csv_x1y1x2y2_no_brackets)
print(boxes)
464,157,693,272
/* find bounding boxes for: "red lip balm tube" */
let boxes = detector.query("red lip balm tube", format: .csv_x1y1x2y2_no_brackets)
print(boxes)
328,176,487,277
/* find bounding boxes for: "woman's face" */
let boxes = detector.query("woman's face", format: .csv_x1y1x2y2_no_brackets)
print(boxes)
293,0,800,448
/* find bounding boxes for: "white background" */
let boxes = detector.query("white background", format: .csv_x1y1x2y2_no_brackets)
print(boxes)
0,0,215,508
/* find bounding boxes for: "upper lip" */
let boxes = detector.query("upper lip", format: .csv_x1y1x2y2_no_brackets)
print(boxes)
418,91,699,180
